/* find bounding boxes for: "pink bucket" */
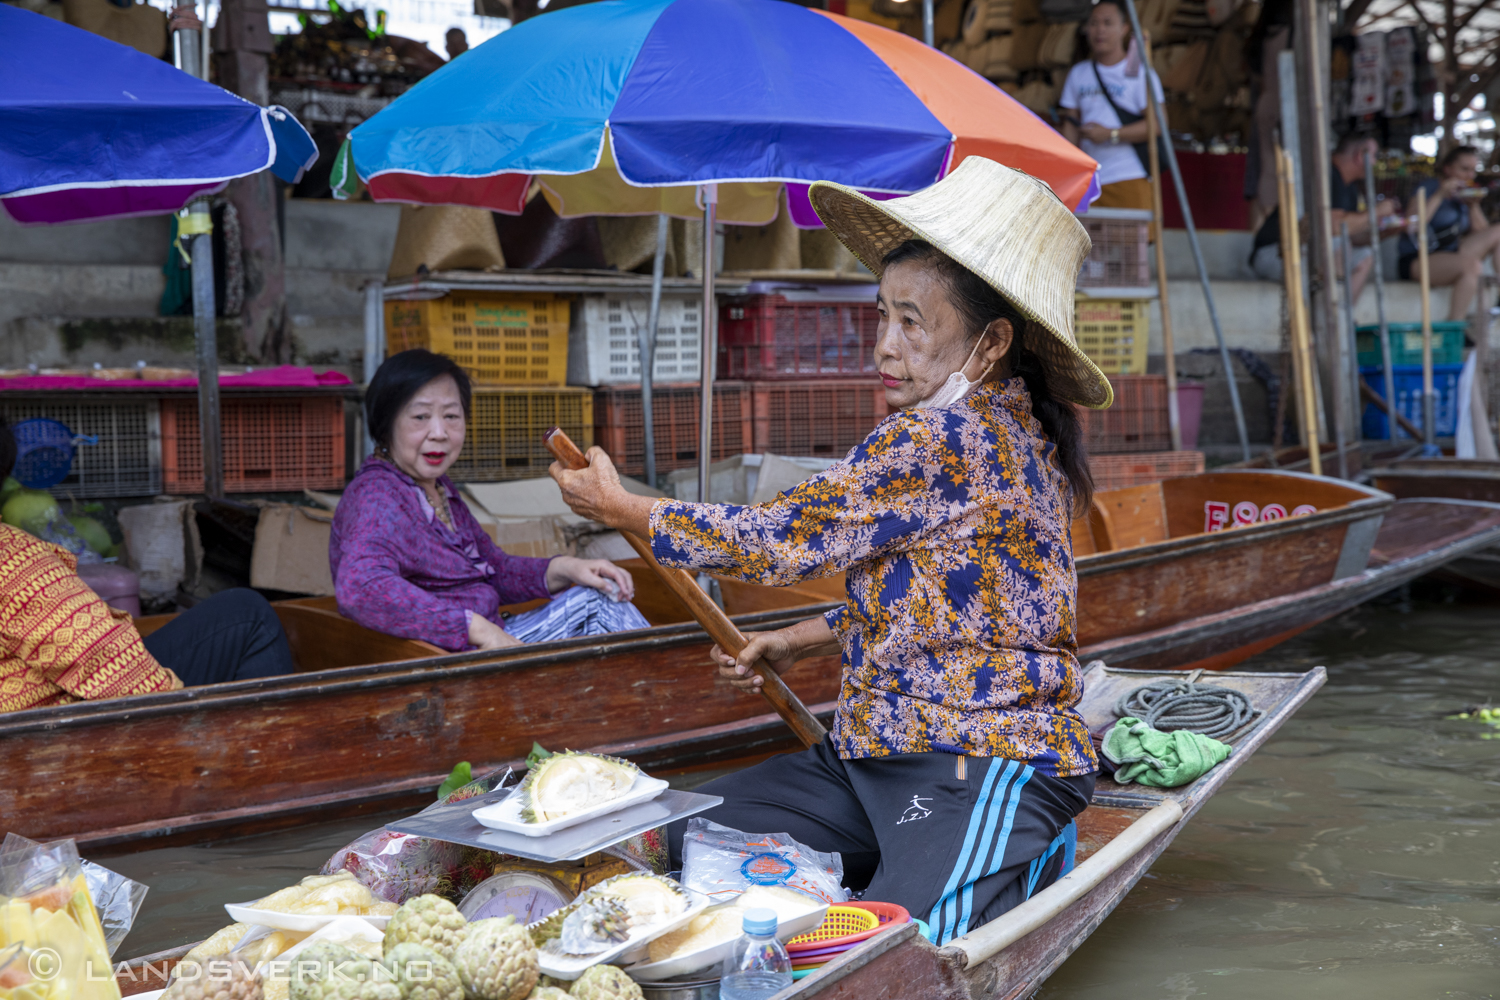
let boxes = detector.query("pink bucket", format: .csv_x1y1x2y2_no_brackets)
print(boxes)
1175,383,1205,450
76,563,142,618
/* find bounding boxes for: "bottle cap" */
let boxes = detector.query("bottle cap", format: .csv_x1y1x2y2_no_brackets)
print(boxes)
742,907,778,936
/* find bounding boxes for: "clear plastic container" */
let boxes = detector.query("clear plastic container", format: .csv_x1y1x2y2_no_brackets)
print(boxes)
719,907,793,1000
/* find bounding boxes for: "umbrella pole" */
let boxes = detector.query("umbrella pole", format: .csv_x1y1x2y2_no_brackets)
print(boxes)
1418,187,1436,453
641,214,668,489
698,186,718,504
922,0,934,45
1143,33,1180,452
176,12,223,499
1121,0,1250,462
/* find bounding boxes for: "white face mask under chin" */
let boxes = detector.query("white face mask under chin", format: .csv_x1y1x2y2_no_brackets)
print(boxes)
912,335,995,410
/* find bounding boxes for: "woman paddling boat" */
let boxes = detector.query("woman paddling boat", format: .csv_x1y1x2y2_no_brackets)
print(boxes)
551,157,1113,944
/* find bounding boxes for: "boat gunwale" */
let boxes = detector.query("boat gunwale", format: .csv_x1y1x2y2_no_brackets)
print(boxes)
0,604,842,736
1369,464,1500,482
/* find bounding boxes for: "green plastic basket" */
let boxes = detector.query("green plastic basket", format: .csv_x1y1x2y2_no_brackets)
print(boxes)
1356,322,1467,368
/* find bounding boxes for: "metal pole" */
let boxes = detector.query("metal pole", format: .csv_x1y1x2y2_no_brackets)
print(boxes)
1365,154,1396,439
641,213,669,488
1143,34,1180,451
1120,0,1250,461
1338,220,1358,473
363,280,384,460
1417,187,1436,453
177,11,222,499
698,185,718,503
922,0,934,46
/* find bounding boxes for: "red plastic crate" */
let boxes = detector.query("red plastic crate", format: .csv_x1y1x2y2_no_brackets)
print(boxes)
160,395,346,493
593,382,753,479
1089,450,1204,490
1083,375,1171,454
719,295,881,380
750,380,892,458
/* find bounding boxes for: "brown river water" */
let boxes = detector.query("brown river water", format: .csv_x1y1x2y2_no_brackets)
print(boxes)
94,588,1500,997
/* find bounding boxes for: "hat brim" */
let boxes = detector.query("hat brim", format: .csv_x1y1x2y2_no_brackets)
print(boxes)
808,180,1114,410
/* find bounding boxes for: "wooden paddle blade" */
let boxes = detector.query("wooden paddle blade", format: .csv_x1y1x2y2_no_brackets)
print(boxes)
541,425,829,748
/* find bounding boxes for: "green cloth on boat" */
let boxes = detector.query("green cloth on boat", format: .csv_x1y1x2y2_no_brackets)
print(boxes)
1103,717,1232,788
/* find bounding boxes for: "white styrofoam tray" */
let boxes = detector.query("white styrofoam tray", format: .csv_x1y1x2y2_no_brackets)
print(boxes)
534,888,713,981
221,903,391,932
624,900,828,981
472,773,669,837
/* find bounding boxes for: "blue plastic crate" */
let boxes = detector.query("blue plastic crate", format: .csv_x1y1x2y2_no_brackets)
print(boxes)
1360,364,1463,439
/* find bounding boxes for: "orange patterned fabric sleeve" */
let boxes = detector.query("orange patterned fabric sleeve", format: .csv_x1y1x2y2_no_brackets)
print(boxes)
0,525,182,713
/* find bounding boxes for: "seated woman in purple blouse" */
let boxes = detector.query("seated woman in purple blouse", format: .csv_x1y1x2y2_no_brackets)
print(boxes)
330,350,649,651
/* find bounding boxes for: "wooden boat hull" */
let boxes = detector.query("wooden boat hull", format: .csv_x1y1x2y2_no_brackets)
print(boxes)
1366,461,1500,593
0,472,1447,849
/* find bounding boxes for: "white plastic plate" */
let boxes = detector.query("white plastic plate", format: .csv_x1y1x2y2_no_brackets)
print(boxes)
472,773,669,837
624,901,828,981
533,888,712,981
222,903,392,932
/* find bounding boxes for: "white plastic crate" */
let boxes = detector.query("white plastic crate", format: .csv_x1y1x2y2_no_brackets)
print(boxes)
568,295,703,386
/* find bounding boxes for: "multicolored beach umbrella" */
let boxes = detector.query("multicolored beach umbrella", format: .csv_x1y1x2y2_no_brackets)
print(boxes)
0,5,317,225
338,0,1099,221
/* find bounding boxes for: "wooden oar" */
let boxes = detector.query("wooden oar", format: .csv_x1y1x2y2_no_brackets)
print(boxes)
544,427,829,749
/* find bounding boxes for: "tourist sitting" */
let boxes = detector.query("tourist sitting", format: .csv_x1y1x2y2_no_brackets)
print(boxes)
1249,133,1398,308
0,421,295,713
1397,145,1500,321
330,349,649,651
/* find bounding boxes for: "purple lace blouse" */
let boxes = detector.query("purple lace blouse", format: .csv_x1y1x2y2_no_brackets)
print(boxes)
330,457,554,650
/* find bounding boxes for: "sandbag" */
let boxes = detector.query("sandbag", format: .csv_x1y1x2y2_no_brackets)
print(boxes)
386,204,505,279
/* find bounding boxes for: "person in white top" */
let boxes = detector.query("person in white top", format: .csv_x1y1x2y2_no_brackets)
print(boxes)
1058,0,1166,214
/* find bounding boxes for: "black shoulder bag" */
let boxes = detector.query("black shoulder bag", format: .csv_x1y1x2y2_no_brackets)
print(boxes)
1090,61,1168,177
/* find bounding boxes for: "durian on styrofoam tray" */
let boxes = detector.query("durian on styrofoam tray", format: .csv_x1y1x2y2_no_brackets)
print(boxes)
528,880,712,980
624,887,829,982
473,772,670,837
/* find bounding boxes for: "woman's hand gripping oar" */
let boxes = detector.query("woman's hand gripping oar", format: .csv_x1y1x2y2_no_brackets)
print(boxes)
544,427,828,748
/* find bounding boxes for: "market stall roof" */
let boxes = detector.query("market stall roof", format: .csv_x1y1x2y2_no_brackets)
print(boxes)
0,5,317,225
339,0,1100,221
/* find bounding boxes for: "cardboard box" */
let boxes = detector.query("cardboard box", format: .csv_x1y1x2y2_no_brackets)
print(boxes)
250,504,335,595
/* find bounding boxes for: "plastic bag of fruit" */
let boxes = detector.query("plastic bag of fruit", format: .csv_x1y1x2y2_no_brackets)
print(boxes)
2,835,147,958
0,835,121,1000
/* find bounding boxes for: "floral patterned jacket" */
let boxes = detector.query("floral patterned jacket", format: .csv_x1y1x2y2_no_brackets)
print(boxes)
649,378,1097,777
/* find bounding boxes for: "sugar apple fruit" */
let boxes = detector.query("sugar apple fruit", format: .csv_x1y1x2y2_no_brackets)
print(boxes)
567,965,642,1000
518,751,639,824
384,894,470,963
452,916,540,1000
164,957,263,1000
290,941,399,1000
526,989,571,1000
384,942,463,1000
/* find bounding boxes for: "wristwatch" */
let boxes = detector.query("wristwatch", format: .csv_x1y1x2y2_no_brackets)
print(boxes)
1109,128,1121,145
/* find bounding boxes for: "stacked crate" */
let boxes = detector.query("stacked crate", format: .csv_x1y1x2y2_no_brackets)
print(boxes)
386,291,592,481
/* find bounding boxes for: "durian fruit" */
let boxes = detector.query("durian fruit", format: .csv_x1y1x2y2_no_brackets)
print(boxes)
568,965,643,1000
531,875,687,957
557,897,631,955
289,941,398,1000
383,895,469,963
645,906,744,962
384,942,464,1000
181,923,251,966
518,752,640,824
590,875,686,929
162,957,264,1000
451,916,539,1000
369,901,400,917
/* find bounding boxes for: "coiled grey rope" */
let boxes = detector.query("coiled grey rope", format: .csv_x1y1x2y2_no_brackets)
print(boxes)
1114,669,1262,741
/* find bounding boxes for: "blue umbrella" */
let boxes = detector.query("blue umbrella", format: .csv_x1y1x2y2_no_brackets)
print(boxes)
0,4,316,225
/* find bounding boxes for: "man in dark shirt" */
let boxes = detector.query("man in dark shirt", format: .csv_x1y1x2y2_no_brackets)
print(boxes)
1249,134,1398,307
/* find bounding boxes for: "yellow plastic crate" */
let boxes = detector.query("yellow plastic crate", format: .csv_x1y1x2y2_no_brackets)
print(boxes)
448,386,594,482
1073,297,1150,375
386,292,571,385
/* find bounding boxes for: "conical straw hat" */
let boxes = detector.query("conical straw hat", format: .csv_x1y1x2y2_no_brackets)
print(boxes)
809,156,1112,409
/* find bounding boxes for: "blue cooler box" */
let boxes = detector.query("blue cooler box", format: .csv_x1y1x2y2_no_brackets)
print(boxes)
1360,364,1463,439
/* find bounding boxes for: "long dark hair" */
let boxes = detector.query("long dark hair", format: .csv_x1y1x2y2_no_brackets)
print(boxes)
882,240,1094,514
365,349,473,452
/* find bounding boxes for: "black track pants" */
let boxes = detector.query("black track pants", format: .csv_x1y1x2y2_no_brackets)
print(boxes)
143,588,295,686
669,737,1094,945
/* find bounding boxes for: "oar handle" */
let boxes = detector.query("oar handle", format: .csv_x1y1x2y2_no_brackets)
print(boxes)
544,428,828,748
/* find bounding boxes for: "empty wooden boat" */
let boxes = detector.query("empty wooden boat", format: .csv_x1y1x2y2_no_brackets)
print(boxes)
1365,459,1500,592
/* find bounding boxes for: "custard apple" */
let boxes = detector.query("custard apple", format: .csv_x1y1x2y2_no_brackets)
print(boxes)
526,989,571,1000
384,943,463,1000
290,941,399,1000
384,895,469,963
567,965,642,1000
164,957,263,1000
452,916,540,1000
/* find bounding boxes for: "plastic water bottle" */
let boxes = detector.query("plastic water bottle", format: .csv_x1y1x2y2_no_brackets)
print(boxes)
719,907,793,1000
